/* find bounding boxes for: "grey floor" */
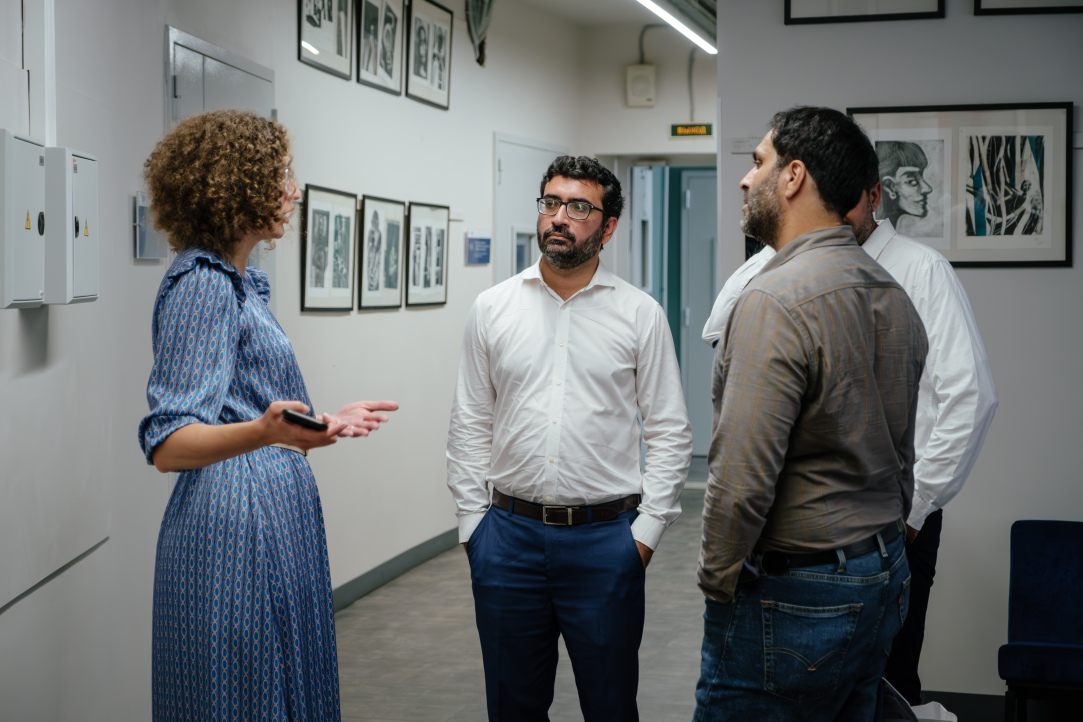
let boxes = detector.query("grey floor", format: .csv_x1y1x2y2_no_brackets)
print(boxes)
334,489,708,721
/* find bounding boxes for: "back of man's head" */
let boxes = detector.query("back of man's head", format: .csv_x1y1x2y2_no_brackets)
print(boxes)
768,107,878,218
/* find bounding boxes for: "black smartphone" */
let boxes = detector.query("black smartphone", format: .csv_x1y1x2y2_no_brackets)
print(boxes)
281,408,329,432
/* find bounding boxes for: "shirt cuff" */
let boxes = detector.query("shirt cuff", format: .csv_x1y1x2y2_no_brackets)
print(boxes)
458,510,488,544
631,513,666,550
907,495,937,531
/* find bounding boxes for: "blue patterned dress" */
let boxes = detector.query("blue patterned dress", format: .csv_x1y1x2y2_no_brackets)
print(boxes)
139,249,340,721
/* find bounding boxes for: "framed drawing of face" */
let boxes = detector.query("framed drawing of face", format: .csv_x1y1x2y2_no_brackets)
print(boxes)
302,184,358,311
406,0,453,110
358,195,406,309
850,102,1073,267
357,0,404,94
405,202,450,306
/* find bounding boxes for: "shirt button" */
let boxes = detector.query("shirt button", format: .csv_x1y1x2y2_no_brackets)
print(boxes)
548,456,555,463
559,341,565,347
555,380,562,386
546,496,553,501
552,418,558,424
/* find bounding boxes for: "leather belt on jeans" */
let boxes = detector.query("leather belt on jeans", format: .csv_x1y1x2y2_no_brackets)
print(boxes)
757,519,904,574
491,489,639,526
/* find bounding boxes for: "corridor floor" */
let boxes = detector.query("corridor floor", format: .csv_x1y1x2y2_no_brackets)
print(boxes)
335,488,708,721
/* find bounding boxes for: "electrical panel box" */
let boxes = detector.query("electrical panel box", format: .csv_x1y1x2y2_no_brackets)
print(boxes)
0,129,46,309
45,147,99,304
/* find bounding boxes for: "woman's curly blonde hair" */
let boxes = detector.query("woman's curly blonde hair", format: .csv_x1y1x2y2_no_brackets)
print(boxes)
143,110,292,257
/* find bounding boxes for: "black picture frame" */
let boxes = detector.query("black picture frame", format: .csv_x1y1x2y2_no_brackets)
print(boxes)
298,0,354,79
405,202,450,307
975,0,1083,14
301,184,359,312
356,0,405,95
848,102,1073,268
405,0,453,110
358,195,406,309
785,0,945,24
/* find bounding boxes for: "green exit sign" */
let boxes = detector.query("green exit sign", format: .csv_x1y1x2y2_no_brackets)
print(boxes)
671,123,713,138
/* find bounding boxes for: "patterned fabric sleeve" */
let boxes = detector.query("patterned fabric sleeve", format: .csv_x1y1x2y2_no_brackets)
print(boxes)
247,265,272,306
138,258,244,464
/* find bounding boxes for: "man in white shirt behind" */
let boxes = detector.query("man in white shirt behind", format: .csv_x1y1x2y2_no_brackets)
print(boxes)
448,155,692,721
703,179,998,708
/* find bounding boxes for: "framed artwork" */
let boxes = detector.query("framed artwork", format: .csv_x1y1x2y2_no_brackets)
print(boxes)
785,0,945,24
357,0,404,94
301,184,358,311
975,0,1083,13
298,0,354,79
406,0,453,110
849,102,1073,267
405,202,450,306
358,195,406,308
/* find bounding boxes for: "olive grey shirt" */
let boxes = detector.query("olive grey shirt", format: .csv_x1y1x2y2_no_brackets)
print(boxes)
698,226,928,603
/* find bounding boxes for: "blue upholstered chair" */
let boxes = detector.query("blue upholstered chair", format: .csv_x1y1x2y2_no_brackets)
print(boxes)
998,520,1083,722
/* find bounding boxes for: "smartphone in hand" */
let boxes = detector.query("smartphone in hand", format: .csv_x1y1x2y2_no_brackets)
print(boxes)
281,408,329,432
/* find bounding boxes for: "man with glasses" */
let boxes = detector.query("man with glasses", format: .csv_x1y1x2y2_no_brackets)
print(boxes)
447,155,692,721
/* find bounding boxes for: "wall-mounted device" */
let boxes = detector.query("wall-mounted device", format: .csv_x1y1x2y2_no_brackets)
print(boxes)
45,147,99,304
626,64,656,107
0,129,46,309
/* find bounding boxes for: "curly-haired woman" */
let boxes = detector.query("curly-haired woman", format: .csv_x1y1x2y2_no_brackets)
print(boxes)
138,110,397,721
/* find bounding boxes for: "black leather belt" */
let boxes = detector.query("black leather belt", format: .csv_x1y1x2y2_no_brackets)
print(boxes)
491,489,640,526
758,519,904,574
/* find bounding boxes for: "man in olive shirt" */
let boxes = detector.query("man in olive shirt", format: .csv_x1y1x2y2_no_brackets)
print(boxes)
693,107,928,721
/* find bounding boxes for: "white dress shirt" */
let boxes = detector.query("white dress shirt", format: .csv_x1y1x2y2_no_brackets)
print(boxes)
703,220,997,529
447,261,692,550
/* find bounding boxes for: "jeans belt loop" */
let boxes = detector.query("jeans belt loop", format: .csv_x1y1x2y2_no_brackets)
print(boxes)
835,548,846,574
877,532,888,558
508,497,515,516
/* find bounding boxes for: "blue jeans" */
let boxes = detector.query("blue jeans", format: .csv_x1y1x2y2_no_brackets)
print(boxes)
693,535,910,722
467,504,645,722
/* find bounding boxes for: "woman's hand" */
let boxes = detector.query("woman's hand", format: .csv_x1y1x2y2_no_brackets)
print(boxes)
260,401,348,451
327,400,400,438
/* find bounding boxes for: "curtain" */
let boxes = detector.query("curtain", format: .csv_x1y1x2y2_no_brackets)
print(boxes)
465,0,496,65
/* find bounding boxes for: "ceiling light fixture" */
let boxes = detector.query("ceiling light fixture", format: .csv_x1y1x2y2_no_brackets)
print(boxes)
633,0,717,55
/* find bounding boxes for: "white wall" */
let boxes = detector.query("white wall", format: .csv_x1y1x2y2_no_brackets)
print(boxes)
0,0,585,718
716,0,1083,696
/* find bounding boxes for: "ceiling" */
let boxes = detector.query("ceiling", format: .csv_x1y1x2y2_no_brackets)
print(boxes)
517,0,660,27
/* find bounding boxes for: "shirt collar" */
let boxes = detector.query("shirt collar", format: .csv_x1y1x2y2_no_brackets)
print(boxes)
859,218,896,261
760,225,858,274
522,259,618,292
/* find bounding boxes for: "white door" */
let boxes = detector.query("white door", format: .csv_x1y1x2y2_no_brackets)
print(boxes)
681,170,717,456
494,134,568,283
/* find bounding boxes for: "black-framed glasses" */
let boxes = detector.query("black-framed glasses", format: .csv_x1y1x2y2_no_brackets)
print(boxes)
537,197,604,221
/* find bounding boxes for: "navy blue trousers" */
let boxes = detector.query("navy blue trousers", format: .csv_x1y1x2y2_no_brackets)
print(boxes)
467,504,646,722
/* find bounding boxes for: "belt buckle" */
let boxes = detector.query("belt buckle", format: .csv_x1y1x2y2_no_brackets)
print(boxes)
542,506,575,526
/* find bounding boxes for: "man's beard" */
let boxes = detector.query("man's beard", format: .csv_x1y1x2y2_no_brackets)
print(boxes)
852,195,878,245
537,221,605,270
740,168,783,248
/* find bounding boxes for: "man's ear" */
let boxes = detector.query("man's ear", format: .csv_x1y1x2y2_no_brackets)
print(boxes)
869,181,882,213
599,215,619,246
781,160,808,200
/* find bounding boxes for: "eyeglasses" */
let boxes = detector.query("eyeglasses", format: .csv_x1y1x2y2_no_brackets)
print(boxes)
537,197,603,221
283,167,295,193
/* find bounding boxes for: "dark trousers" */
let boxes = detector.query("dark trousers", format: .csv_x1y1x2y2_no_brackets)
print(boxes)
884,509,944,706
467,505,646,722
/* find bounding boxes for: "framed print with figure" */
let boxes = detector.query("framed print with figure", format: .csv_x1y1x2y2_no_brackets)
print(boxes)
302,185,358,311
785,0,944,24
405,202,450,306
358,195,406,309
299,0,354,79
849,102,1073,267
975,0,1083,14
406,0,453,110
357,0,404,94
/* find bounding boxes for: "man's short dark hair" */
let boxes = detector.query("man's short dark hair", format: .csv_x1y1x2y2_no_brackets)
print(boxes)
540,156,624,221
876,141,929,183
768,107,878,218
